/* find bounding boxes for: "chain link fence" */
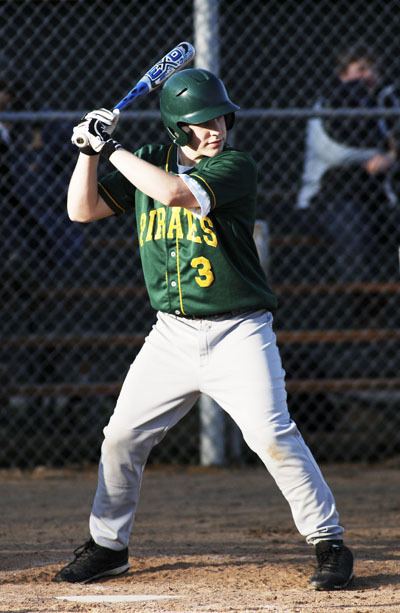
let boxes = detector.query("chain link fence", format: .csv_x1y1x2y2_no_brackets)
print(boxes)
1,0,400,467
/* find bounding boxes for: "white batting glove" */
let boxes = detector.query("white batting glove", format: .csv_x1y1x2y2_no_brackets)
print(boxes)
71,116,123,159
82,108,120,136
71,119,95,155
71,108,120,156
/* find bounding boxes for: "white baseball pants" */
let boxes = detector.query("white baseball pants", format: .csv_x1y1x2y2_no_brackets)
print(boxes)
90,310,344,549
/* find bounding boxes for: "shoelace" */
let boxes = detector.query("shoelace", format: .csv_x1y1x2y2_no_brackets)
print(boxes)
317,546,343,572
72,539,96,560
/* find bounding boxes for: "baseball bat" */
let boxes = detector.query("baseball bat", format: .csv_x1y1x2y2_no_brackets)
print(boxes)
73,41,195,148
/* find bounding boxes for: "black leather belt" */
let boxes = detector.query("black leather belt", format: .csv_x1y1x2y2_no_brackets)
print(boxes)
174,308,257,320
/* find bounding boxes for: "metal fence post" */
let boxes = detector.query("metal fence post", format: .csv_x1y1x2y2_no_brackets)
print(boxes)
194,0,226,466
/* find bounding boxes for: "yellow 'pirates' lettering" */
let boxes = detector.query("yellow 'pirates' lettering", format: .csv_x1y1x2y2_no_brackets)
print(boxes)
139,213,146,246
140,207,218,246
200,217,218,247
184,209,202,244
167,207,184,239
154,207,166,240
191,256,215,287
145,209,157,242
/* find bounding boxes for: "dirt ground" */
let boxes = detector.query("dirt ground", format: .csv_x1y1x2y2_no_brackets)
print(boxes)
0,463,399,613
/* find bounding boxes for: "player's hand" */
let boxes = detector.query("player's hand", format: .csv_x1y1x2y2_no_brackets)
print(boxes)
71,118,99,156
71,108,120,156
363,152,396,175
71,113,122,159
82,108,120,136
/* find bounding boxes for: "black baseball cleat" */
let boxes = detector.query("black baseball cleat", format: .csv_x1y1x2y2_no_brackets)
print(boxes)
310,540,354,590
53,537,130,583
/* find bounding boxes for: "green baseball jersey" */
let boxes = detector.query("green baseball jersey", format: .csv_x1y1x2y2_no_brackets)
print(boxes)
98,143,277,316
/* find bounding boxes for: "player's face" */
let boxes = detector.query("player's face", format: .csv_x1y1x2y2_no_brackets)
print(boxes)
181,115,227,162
340,59,378,90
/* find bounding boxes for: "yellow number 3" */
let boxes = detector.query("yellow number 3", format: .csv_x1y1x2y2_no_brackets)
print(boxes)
191,256,215,287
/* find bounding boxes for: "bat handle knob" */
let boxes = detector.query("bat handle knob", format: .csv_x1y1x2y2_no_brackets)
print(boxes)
72,132,89,148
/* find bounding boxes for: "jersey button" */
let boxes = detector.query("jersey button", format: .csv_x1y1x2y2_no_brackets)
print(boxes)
171,251,176,257
175,309,181,315
171,281,177,287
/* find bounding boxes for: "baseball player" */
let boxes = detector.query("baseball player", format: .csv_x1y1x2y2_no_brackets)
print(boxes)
54,68,354,590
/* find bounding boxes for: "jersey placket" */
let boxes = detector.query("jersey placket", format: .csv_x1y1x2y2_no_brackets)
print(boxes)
165,208,185,315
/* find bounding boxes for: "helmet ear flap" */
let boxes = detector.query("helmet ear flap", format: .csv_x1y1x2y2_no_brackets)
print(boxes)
167,124,192,146
179,124,193,146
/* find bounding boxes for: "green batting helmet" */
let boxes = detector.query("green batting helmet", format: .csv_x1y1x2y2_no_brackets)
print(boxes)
160,68,240,146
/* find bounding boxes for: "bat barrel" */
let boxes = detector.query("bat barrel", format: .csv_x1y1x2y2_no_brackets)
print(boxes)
71,42,196,149
113,42,195,112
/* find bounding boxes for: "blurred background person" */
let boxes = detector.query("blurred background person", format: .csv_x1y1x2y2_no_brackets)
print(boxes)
1,82,57,290
1,79,84,291
296,44,399,281
12,117,85,282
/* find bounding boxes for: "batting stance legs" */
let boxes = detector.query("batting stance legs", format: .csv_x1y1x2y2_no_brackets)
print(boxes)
90,310,343,550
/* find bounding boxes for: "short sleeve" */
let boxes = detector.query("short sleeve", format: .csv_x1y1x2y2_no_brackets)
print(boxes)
187,149,257,211
178,174,211,218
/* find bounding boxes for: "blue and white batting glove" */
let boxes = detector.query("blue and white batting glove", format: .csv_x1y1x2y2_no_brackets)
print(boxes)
86,117,123,158
71,109,122,158
83,108,120,136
